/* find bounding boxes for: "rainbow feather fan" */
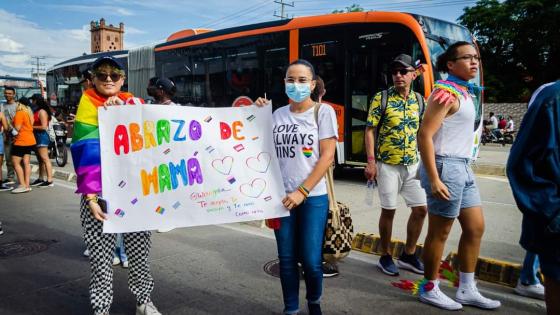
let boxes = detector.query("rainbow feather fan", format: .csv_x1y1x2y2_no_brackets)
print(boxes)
439,261,460,287
391,278,434,295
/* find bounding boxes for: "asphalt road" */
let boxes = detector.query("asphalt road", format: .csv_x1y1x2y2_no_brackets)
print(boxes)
0,179,545,315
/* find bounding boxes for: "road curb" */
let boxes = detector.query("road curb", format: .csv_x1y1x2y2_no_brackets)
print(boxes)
352,232,521,288
472,163,506,176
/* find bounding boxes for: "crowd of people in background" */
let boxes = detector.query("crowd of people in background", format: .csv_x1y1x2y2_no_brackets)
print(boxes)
1,46,557,315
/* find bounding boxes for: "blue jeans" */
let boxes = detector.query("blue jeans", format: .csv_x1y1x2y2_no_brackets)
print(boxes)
520,251,540,285
114,233,128,262
274,194,329,315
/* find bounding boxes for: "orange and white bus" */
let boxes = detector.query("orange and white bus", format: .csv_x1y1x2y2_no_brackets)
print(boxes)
154,12,483,167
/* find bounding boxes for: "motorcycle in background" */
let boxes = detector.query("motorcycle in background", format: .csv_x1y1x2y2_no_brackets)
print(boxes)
48,119,68,167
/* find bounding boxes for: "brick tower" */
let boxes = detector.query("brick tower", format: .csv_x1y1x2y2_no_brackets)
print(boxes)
90,18,124,53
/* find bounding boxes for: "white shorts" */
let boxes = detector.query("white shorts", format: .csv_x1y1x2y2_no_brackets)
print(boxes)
377,162,427,209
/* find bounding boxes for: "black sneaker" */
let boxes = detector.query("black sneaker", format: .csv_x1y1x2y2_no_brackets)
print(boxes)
397,253,424,275
0,222,3,235
30,178,45,186
322,262,339,278
38,181,54,188
308,303,322,315
2,179,16,185
377,254,399,276
0,183,13,191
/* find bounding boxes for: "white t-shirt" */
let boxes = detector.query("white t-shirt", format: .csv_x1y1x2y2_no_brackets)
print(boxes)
272,103,338,196
490,115,498,129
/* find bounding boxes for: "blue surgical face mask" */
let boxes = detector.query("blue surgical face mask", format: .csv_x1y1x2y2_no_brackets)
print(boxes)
285,82,311,102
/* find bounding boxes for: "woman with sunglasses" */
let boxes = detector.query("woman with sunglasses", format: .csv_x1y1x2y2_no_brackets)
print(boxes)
256,59,337,315
416,41,501,310
71,56,162,315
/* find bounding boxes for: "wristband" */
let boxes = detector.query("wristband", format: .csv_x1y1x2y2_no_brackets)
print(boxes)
297,185,309,199
367,156,376,162
85,195,99,204
298,184,309,195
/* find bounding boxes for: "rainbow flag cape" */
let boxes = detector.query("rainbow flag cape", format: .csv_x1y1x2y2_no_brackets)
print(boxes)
71,88,135,194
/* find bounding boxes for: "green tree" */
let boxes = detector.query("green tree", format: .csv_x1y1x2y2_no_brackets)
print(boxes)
459,0,560,102
333,4,364,13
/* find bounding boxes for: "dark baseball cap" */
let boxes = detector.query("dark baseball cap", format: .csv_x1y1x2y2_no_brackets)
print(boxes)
91,56,124,71
390,54,414,69
155,78,176,95
79,69,92,83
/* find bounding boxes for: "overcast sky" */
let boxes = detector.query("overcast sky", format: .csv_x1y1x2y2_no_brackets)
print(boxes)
0,0,477,77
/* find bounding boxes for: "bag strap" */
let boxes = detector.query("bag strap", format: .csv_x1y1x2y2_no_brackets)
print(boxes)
374,90,389,153
313,102,340,227
415,91,425,122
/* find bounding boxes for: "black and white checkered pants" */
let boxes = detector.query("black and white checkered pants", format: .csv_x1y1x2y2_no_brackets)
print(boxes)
80,197,154,315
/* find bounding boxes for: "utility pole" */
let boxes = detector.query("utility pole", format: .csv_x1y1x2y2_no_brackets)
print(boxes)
274,0,294,19
30,56,47,80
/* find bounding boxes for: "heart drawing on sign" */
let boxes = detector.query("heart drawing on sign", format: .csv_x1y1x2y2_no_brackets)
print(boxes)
212,156,234,175
246,152,271,173
240,178,267,198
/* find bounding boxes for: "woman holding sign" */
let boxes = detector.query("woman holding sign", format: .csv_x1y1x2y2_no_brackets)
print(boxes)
256,59,338,315
71,56,162,315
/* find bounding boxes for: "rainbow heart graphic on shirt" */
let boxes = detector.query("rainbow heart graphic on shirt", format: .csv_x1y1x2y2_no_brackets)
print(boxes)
302,147,313,158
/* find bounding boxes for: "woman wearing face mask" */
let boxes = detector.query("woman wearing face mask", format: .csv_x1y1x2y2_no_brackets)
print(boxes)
256,59,338,315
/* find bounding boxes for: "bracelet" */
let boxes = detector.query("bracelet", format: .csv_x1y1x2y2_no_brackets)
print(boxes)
298,184,309,195
367,156,376,162
85,195,99,204
297,185,309,199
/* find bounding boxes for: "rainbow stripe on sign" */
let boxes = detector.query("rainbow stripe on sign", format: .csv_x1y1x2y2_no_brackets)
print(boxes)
302,147,313,158
155,206,165,214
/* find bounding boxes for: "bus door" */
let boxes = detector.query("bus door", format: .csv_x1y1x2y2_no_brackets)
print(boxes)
345,24,418,164
346,47,394,164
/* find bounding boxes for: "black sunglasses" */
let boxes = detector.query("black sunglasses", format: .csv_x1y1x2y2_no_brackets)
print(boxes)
391,69,414,76
95,72,122,82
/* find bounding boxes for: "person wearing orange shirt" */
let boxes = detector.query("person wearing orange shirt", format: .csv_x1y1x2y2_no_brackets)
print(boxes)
11,99,36,193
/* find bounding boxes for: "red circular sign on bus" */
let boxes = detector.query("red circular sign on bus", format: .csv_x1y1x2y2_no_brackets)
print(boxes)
232,96,253,107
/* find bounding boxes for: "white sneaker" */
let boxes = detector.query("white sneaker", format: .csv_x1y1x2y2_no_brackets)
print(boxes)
136,301,162,315
419,282,463,311
456,283,501,309
514,279,545,300
157,227,174,233
122,261,129,268
112,257,121,266
83,249,90,257
11,186,30,194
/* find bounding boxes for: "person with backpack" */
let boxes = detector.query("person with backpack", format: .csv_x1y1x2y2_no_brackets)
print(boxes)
364,54,428,276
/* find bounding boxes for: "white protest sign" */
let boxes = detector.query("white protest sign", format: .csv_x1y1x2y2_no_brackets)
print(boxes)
98,105,288,233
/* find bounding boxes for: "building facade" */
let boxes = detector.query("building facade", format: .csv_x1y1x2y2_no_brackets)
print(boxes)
90,18,124,53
